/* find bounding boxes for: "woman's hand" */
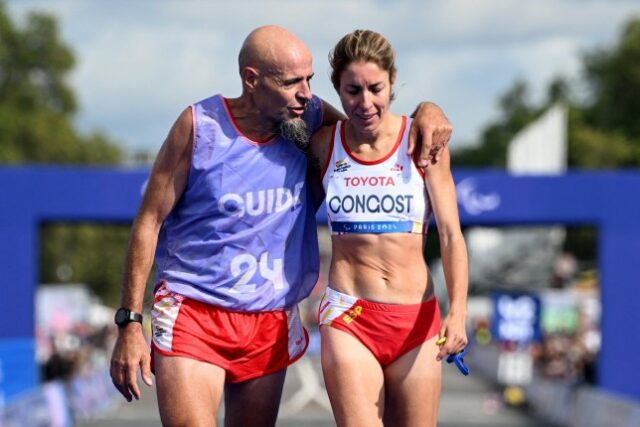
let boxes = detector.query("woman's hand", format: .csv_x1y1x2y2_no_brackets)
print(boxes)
436,310,468,361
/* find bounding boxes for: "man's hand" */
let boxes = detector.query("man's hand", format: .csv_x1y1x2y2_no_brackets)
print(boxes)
110,324,153,402
408,102,453,168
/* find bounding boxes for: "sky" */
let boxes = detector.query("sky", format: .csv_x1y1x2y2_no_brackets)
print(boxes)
7,0,640,156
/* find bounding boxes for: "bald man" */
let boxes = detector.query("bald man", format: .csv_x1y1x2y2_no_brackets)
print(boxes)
109,26,452,426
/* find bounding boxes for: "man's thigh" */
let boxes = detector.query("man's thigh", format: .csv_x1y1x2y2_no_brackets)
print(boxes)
155,352,226,427
223,368,287,427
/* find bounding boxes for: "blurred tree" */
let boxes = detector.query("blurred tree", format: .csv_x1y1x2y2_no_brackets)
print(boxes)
572,18,640,168
583,18,640,140
452,80,540,167
0,3,130,305
569,115,638,168
39,223,131,306
451,17,640,268
452,17,640,169
0,3,122,163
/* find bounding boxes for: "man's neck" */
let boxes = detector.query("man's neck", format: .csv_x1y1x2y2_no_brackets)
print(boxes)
225,96,278,142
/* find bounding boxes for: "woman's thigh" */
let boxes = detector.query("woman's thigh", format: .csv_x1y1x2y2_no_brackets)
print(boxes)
320,326,386,427
383,335,442,427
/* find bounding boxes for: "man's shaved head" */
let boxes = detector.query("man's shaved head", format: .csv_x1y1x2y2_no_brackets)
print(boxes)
235,26,314,152
238,25,310,75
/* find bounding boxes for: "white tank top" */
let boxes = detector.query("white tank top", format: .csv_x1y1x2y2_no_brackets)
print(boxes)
321,117,431,234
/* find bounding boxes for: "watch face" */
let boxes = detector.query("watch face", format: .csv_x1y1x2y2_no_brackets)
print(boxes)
115,308,129,325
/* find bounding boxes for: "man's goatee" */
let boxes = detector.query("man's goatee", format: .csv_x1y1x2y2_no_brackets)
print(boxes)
280,119,311,153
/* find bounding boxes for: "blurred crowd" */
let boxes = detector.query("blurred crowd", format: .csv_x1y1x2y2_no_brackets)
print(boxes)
533,294,600,384
35,284,119,386
534,256,600,384
468,250,601,388
38,323,117,383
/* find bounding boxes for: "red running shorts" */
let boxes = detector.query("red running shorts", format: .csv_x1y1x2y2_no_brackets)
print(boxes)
318,286,440,366
151,282,308,383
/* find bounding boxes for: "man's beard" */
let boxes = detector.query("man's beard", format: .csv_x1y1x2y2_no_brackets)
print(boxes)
279,118,310,153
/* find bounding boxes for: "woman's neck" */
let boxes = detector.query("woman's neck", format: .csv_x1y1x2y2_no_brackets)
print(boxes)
344,112,402,157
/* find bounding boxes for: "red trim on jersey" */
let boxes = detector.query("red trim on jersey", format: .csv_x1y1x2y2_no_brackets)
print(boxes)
341,116,407,165
320,124,337,180
222,97,276,145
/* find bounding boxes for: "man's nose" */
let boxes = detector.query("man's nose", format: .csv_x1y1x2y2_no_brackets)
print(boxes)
297,80,312,101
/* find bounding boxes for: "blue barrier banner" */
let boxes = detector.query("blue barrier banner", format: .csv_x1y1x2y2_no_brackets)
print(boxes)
491,292,542,344
0,338,38,403
2,167,640,399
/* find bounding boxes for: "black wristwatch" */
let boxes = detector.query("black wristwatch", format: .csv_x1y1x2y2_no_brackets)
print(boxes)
114,307,143,327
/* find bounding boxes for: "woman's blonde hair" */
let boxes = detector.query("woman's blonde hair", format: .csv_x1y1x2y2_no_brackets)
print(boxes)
329,29,397,97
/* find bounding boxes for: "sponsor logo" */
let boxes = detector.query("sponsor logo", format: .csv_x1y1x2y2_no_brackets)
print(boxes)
390,163,404,172
456,178,500,215
218,182,304,217
343,176,396,187
333,159,351,173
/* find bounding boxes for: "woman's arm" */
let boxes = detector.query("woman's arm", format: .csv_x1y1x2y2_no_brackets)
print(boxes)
423,147,469,361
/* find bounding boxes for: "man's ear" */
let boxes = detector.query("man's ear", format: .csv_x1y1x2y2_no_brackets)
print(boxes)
242,66,260,92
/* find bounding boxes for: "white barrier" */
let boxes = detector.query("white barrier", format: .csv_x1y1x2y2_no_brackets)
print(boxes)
525,377,574,425
0,382,71,427
0,370,119,426
572,387,640,427
469,344,640,426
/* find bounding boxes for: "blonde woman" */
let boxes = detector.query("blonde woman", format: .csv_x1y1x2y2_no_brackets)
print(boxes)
309,30,469,426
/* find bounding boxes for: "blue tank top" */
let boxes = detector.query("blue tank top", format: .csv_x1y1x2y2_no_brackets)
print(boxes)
154,94,323,311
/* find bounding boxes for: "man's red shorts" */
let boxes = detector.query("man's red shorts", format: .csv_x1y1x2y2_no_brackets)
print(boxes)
151,283,308,383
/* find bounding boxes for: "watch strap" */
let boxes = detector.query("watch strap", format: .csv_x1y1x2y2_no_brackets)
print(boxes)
115,307,143,326
127,310,143,322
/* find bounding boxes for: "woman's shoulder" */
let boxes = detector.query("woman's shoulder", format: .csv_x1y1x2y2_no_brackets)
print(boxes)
309,123,339,171
310,123,337,150
315,122,338,138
